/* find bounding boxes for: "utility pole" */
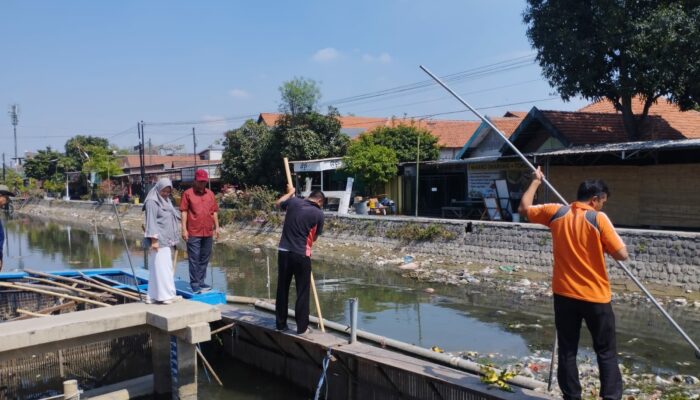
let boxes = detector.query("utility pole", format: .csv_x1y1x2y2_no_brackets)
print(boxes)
138,121,146,203
192,127,197,166
138,122,148,270
8,104,19,168
2,153,5,182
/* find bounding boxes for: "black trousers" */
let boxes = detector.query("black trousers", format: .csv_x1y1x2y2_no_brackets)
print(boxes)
554,294,622,400
186,236,213,290
275,250,311,334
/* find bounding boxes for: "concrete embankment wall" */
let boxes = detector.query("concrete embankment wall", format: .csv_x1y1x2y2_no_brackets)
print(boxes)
17,199,700,290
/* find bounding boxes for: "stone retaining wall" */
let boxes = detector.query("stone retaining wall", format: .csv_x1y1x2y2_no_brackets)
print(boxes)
16,199,700,290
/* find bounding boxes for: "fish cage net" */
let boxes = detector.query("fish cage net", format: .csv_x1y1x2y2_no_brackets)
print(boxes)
0,333,152,400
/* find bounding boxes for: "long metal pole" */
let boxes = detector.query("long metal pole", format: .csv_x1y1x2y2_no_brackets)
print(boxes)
420,65,700,359
112,203,143,301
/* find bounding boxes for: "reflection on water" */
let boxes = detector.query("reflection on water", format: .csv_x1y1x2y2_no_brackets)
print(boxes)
3,214,700,398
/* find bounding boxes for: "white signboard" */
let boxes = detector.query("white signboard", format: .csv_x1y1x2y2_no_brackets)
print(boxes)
293,159,344,172
337,177,354,215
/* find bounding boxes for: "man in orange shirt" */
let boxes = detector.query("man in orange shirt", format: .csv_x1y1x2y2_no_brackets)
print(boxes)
519,167,628,400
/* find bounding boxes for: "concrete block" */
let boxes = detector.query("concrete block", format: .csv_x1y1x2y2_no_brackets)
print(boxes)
146,300,221,332
0,303,150,353
173,322,211,344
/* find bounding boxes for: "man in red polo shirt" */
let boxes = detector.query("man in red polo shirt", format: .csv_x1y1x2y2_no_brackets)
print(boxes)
180,169,219,293
519,167,628,400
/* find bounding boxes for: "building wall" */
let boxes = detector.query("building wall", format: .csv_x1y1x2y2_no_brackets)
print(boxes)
546,164,700,229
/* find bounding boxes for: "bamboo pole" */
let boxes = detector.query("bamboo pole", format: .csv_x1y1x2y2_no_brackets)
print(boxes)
76,271,140,301
283,157,325,332
16,309,50,318
9,301,77,321
172,249,178,274
195,346,223,386
210,323,235,335
25,269,139,300
0,282,110,307
25,277,113,301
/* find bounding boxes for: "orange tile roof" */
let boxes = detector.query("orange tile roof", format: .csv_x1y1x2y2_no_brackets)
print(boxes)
578,97,700,139
489,115,526,137
257,113,480,149
407,119,480,148
539,110,686,145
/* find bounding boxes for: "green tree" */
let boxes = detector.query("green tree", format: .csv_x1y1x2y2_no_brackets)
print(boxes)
221,120,273,186
344,142,398,195
23,147,76,182
222,81,349,189
524,0,700,140
278,77,322,116
65,135,109,171
359,123,439,162
81,145,122,180
0,169,23,192
274,107,349,158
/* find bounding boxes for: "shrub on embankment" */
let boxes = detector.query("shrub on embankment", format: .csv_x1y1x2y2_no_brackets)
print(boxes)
217,186,281,226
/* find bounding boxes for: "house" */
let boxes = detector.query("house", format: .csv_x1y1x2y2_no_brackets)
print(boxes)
257,113,480,160
114,154,222,198
395,113,525,216
490,100,700,228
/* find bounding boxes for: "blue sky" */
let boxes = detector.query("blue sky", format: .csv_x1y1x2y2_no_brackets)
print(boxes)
0,0,589,157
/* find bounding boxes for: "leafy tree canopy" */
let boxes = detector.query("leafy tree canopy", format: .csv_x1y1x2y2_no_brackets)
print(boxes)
358,123,439,162
65,135,110,171
278,77,322,116
344,142,398,195
524,0,700,139
23,147,76,181
221,120,274,186
222,80,349,190
81,145,122,180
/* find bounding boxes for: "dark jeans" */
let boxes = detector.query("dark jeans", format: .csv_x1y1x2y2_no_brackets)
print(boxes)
554,294,622,400
275,250,311,334
186,236,213,291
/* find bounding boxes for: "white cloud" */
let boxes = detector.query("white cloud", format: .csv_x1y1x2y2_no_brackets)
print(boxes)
312,47,341,63
362,52,392,64
229,88,249,99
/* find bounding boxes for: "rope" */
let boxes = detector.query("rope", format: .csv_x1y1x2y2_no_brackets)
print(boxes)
314,347,333,400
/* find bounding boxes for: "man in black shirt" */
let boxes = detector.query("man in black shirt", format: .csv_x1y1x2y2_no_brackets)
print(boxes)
274,185,325,334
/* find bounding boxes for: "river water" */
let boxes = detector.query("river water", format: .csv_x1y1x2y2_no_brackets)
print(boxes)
2,215,699,398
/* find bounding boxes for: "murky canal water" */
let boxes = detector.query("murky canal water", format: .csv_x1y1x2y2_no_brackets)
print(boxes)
2,215,699,398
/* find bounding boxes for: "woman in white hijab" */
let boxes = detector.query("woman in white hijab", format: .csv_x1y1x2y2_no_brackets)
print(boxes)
143,178,181,304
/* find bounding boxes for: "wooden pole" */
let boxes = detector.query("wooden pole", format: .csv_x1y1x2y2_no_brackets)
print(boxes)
16,308,50,318
172,249,178,274
283,157,325,332
195,346,223,386
25,269,139,301
0,282,110,307
25,277,113,301
210,323,235,335
76,271,140,301
9,301,77,321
